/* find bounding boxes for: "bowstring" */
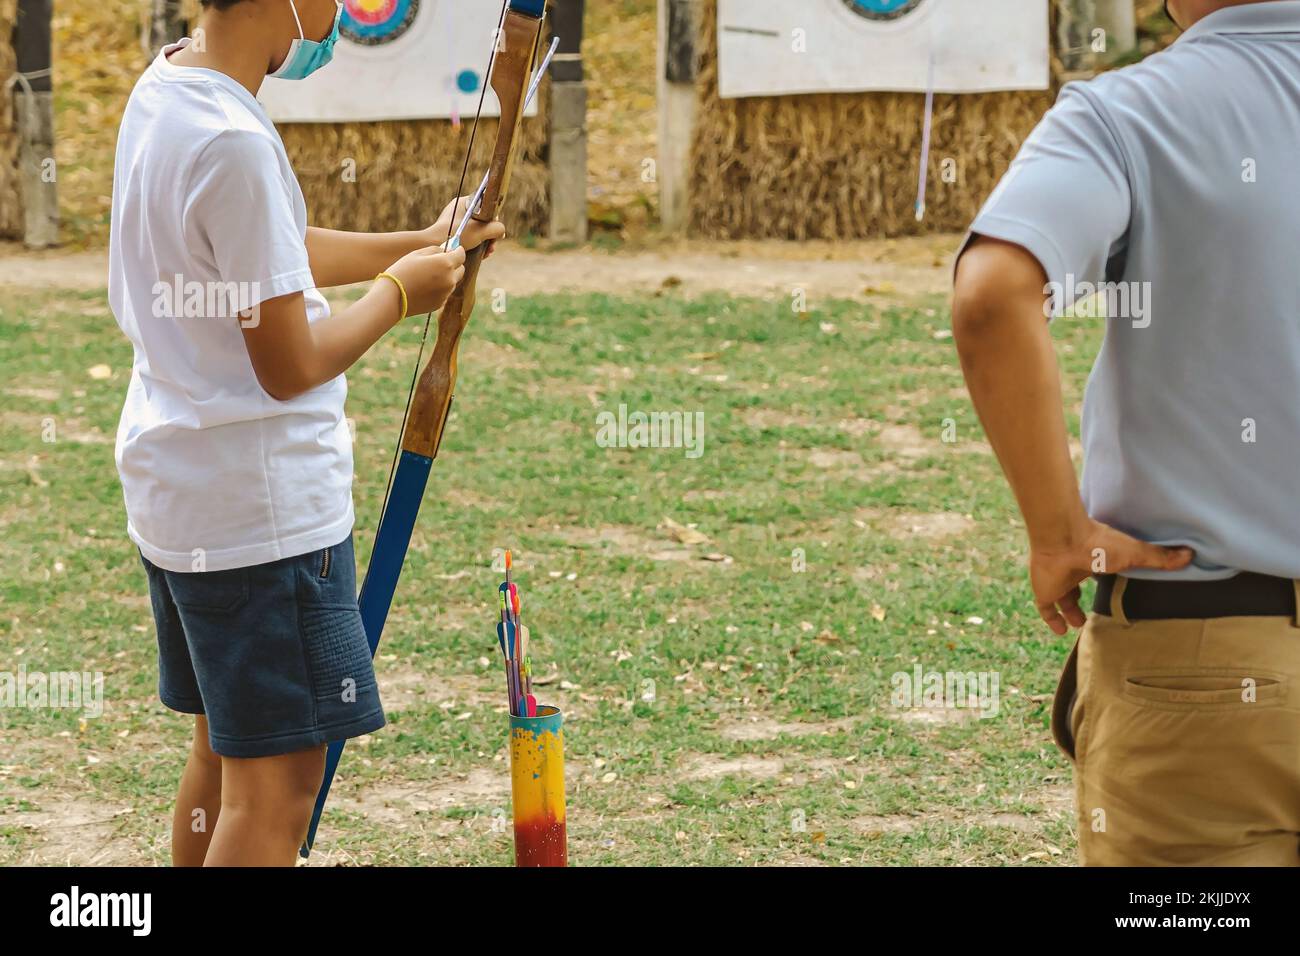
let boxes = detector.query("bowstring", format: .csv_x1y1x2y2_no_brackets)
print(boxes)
362,0,512,593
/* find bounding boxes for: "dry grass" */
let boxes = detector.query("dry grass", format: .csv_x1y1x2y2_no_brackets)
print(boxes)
45,0,149,244
583,0,659,234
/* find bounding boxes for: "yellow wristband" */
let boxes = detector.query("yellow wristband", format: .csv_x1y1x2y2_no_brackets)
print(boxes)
376,272,408,321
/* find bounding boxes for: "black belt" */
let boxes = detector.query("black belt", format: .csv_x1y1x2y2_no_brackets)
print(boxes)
1093,572,1297,620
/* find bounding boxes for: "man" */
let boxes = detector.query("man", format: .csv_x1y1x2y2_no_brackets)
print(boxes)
953,0,1300,865
110,0,502,865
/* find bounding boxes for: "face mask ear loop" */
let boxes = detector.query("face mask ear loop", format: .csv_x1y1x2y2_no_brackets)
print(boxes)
287,0,306,40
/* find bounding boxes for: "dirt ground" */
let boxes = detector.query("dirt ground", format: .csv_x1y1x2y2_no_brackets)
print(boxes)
0,235,964,302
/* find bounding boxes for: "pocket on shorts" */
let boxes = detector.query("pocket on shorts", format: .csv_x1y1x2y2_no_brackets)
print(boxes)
300,604,376,704
1123,670,1285,711
165,566,250,614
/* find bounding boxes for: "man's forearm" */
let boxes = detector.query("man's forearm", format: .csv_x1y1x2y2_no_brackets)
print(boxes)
952,239,1089,549
306,227,428,288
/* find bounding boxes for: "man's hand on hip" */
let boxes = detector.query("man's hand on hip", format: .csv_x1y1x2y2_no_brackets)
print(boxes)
1030,521,1195,635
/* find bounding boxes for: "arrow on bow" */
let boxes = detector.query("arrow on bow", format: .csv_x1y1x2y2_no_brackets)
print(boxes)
301,0,548,858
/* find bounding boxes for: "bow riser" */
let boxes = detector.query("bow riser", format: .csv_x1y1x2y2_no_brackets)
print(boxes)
477,9,544,223
403,245,485,461
402,5,543,463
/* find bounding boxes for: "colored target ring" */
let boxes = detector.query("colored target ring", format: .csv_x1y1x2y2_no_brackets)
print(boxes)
840,0,926,21
341,0,419,46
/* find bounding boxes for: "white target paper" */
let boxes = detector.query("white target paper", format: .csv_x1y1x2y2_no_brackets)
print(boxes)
717,0,1050,98
259,0,539,124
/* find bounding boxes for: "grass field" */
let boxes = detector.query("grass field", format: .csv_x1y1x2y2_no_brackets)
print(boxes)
0,279,1102,865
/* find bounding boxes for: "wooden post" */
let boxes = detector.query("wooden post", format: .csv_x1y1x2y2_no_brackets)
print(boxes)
1057,0,1137,75
13,0,57,248
548,0,587,245
657,0,700,233
1055,0,1099,80
1095,0,1137,65
148,0,187,54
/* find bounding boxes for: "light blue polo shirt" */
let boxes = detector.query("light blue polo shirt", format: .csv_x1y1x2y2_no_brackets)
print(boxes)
967,2,1300,581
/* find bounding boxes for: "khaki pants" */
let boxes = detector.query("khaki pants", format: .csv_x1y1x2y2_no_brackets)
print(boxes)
1051,577,1300,866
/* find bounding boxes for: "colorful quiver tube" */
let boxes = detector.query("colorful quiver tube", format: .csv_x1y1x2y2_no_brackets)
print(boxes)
508,705,567,867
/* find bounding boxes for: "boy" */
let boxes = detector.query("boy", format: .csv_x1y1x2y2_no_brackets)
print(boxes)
109,0,504,865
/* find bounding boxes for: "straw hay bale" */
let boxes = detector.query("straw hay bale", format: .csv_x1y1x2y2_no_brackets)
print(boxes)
0,0,21,238
689,0,1059,239
277,82,552,238
35,0,549,245
45,0,150,244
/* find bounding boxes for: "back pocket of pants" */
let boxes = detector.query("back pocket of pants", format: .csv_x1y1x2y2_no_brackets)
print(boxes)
1124,671,1285,711
301,605,376,704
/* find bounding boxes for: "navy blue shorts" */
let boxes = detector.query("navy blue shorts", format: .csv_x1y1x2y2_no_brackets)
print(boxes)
141,534,386,758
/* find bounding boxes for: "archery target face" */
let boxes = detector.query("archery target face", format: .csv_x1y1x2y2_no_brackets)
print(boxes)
341,0,420,46
260,0,533,123
717,0,1049,97
840,0,926,21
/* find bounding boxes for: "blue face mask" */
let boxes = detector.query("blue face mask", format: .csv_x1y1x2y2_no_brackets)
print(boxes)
270,0,343,81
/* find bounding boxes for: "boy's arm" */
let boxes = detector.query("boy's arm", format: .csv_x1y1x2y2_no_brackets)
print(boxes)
306,227,432,288
241,232,514,401
306,196,496,288
241,283,406,402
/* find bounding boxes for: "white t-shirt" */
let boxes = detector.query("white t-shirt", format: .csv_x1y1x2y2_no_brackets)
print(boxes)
109,40,353,573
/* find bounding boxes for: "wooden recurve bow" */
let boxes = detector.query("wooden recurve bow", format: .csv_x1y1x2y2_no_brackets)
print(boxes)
301,0,547,858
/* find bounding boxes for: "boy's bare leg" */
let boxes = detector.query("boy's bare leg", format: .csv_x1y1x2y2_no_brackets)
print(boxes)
204,745,327,867
172,716,223,867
